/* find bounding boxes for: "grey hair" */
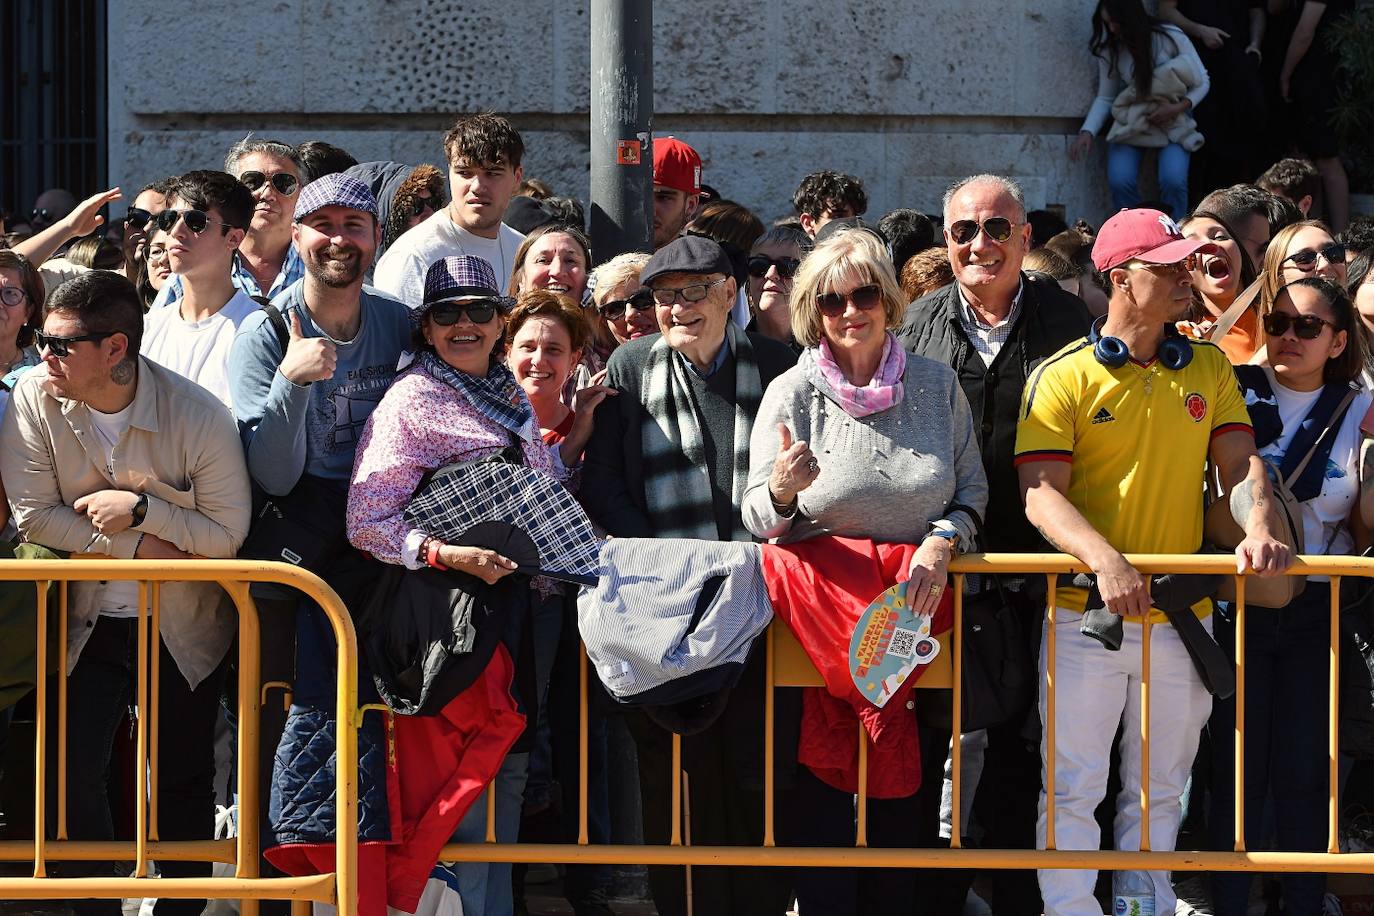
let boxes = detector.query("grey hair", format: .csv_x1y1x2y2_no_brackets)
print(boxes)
224,133,303,177
751,225,813,255
588,251,653,302
942,174,1026,223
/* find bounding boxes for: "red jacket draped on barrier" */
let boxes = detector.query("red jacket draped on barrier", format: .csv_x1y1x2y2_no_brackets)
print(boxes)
761,537,953,799
266,645,525,916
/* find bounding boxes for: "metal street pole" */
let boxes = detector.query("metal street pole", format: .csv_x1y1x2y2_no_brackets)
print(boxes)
588,0,653,263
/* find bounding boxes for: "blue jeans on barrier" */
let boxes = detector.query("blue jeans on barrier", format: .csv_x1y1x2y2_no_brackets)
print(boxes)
451,750,530,916
1208,583,1331,916
1107,141,1191,220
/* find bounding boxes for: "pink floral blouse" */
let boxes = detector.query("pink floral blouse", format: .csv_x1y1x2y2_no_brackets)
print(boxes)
347,362,566,567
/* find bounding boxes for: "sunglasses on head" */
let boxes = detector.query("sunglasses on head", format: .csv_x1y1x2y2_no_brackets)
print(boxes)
238,171,299,196
1283,243,1346,271
598,289,655,319
125,207,152,229
948,217,1021,246
816,284,883,317
747,255,801,279
429,298,501,325
152,208,231,235
1262,311,1338,339
36,330,115,358
0,287,27,308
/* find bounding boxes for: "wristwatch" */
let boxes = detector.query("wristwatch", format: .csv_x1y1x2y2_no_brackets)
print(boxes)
131,493,148,528
925,524,961,556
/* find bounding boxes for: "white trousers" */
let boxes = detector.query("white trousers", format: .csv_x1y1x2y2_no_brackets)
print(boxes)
1036,612,1213,916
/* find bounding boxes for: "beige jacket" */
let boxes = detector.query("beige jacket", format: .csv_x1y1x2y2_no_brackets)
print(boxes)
0,357,251,688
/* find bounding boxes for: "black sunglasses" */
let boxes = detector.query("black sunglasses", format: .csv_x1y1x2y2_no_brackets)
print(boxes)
429,299,500,325
152,208,232,236
125,207,152,229
816,284,883,317
598,289,655,319
238,170,300,196
1283,243,1346,270
1262,311,1339,340
0,287,28,307
948,217,1021,246
36,330,115,358
411,195,443,219
747,255,801,279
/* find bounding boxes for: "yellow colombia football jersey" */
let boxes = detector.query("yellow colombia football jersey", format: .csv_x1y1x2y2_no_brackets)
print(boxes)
1015,336,1252,621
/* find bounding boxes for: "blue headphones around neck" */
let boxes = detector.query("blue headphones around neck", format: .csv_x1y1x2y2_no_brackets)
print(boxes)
1089,316,1194,371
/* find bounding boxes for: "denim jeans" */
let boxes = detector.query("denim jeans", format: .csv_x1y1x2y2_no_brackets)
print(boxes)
1107,142,1191,220
450,750,530,916
1208,583,1331,916
49,615,229,916
523,592,564,811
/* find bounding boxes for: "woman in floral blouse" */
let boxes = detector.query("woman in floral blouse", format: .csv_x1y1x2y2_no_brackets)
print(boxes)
346,254,607,916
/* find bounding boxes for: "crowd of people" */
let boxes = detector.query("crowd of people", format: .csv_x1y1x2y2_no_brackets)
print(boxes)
0,2,1372,914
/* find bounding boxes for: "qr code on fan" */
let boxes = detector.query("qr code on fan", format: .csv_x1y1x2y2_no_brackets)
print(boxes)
888,627,918,659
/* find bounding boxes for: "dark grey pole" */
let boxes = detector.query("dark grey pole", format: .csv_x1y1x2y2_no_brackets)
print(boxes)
588,0,653,263
589,1,653,891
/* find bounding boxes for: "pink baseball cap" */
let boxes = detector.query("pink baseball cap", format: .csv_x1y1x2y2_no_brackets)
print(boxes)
1091,208,1215,272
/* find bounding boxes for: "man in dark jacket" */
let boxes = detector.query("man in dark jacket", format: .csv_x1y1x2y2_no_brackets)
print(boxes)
896,174,1091,916
583,235,797,916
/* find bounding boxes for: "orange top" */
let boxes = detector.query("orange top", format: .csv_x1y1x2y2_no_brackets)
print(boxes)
1215,308,1261,365
1177,307,1261,365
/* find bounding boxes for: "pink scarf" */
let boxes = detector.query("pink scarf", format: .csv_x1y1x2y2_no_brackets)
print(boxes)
812,332,907,418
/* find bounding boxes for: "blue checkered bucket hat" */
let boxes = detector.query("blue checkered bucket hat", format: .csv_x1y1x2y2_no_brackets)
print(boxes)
293,173,379,222
415,255,515,323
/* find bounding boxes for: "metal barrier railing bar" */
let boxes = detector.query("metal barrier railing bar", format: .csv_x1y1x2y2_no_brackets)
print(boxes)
3,553,1374,916
0,559,358,915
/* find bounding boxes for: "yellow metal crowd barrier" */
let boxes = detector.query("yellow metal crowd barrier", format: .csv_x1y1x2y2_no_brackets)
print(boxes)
4,554,1374,916
0,559,359,915
439,553,1374,880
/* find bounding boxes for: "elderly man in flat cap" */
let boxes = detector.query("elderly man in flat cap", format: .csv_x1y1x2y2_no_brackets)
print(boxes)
582,234,797,916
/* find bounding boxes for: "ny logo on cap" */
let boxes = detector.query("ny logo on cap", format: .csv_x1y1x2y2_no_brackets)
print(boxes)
1158,213,1182,238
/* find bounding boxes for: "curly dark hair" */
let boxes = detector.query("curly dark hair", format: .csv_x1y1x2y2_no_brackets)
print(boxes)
443,113,524,170
385,164,446,252
792,171,868,220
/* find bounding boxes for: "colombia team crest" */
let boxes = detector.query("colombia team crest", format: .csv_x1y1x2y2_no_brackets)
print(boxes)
1185,392,1208,422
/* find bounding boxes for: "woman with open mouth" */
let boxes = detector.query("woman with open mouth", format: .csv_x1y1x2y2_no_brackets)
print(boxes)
1179,210,1259,363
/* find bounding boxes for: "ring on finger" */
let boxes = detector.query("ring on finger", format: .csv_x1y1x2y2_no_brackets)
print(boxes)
929,583,941,595
806,457,819,473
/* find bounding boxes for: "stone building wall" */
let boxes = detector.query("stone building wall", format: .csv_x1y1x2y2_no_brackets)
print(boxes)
108,0,1115,225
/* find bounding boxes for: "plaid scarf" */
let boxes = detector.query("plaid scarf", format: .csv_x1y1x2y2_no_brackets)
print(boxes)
640,322,762,541
418,350,535,441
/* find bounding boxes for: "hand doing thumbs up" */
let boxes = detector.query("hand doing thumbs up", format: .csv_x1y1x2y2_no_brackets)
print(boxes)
767,422,820,506
278,309,338,385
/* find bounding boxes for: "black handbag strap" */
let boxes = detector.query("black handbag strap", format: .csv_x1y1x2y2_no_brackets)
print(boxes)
1280,384,1358,498
261,303,291,352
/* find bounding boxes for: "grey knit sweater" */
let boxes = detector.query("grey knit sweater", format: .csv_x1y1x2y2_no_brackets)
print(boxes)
742,351,988,546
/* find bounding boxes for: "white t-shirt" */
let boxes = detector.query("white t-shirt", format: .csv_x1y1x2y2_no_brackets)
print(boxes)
1257,379,1374,562
373,213,524,307
87,402,141,618
142,290,258,408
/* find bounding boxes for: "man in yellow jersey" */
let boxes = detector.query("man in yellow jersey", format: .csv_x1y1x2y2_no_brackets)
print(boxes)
1014,208,1292,916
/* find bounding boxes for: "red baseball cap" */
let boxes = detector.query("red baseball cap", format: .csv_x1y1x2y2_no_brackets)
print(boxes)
652,136,702,196
1091,208,1215,272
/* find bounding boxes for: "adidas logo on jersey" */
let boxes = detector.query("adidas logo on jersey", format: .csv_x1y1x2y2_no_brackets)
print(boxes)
1091,407,1115,424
